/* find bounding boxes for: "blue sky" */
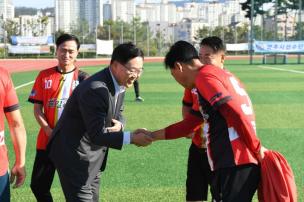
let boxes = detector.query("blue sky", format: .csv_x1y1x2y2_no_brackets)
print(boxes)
13,0,53,8
12,0,164,9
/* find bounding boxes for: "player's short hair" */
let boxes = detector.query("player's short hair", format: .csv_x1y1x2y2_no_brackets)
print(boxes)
110,42,144,65
164,40,199,69
56,33,80,50
200,36,225,53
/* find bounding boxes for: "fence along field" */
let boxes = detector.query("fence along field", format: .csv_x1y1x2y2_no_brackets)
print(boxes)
4,59,304,201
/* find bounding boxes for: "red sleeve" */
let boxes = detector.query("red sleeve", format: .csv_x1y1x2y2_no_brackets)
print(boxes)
3,69,19,112
165,113,204,139
182,88,193,106
196,69,261,154
28,72,44,104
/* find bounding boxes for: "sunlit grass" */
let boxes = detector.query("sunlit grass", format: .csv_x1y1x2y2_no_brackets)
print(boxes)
6,61,304,201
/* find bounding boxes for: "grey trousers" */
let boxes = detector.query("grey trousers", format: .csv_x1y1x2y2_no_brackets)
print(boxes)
57,170,101,202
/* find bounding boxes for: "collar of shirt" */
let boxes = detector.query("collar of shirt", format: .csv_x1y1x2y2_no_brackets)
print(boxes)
109,67,130,145
109,67,126,95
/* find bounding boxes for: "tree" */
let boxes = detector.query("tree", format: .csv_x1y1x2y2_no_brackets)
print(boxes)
195,26,242,44
240,0,272,41
294,22,304,40
212,26,226,41
224,27,235,44
236,23,249,43
39,16,49,36
98,20,113,41
240,0,272,19
15,7,54,17
1,19,19,43
70,19,95,44
97,19,159,56
275,0,303,40
15,7,38,17
242,0,303,40
195,26,210,41
54,29,66,41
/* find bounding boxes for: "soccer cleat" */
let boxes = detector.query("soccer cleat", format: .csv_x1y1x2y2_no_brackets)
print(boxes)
135,96,144,102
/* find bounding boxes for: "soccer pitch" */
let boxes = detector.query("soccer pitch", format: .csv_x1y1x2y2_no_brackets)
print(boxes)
6,61,304,201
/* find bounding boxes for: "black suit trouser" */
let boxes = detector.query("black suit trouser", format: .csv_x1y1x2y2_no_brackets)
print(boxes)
30,150,55,202
57,169,101,202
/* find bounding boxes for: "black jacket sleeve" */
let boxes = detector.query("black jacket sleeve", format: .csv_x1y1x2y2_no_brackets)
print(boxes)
78,81,124,149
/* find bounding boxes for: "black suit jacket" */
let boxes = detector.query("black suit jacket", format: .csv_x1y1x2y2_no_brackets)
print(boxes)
48,67,125,185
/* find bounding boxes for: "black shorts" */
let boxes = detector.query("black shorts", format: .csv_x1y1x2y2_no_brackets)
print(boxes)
211,163,260,202
186,143,211,201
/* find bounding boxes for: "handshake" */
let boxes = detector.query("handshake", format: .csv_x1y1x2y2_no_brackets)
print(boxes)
107,119,165,147
130,128,164,147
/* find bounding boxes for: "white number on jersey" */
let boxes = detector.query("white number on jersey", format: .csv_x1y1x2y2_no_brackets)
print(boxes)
45,80,52,89
229,77,253,115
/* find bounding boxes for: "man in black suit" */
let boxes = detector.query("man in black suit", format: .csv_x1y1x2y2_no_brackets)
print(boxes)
48,42,152,201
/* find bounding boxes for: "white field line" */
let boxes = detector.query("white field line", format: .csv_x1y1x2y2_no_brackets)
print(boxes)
13,65,303,90
15,80,35,90
257,65,304,74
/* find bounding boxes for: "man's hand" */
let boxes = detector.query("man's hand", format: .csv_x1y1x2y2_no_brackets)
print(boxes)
106,119,123,133
131,128,153,147
43,126,53,137
10,164,26,188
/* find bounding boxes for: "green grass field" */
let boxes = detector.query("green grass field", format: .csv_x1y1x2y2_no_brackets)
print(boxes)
6,60,304,201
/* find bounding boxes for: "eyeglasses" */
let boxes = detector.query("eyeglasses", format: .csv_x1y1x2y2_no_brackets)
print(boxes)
120,63,144,75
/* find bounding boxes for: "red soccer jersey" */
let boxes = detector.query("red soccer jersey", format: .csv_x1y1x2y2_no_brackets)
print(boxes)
28,66,84,150
0,67,19,175
182,88,206,148
195,64,260,170
165,64,261,171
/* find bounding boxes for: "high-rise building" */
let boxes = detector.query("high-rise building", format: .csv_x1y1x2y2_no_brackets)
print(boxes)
55,0,102,33
55,0,79,32
111,0,135,22
136,1,176,23
6,3,14,19
80,0,103,32
103,3,112,21
223,0,247,25
0,0,7,20
176,18,208,42
136,3,157,22
0,0,14,20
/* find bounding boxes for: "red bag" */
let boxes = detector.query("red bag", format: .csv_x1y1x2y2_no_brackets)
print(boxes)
258,150,297,202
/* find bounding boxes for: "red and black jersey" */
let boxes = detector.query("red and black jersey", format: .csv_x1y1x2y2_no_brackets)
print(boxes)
0,67,19,175
182,88,206,148
195,65,260,170
165,64,261,171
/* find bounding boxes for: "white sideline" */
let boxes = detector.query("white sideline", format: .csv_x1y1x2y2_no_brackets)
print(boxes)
257,65,304,74
13,65,303,90
15,80,35,90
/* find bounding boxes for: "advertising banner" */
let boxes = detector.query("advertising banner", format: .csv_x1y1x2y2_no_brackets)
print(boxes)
226,43,249,51
96,39,113,55
11,36,53,45
79,44,96,53
8,45,50,54
253,40,304,53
